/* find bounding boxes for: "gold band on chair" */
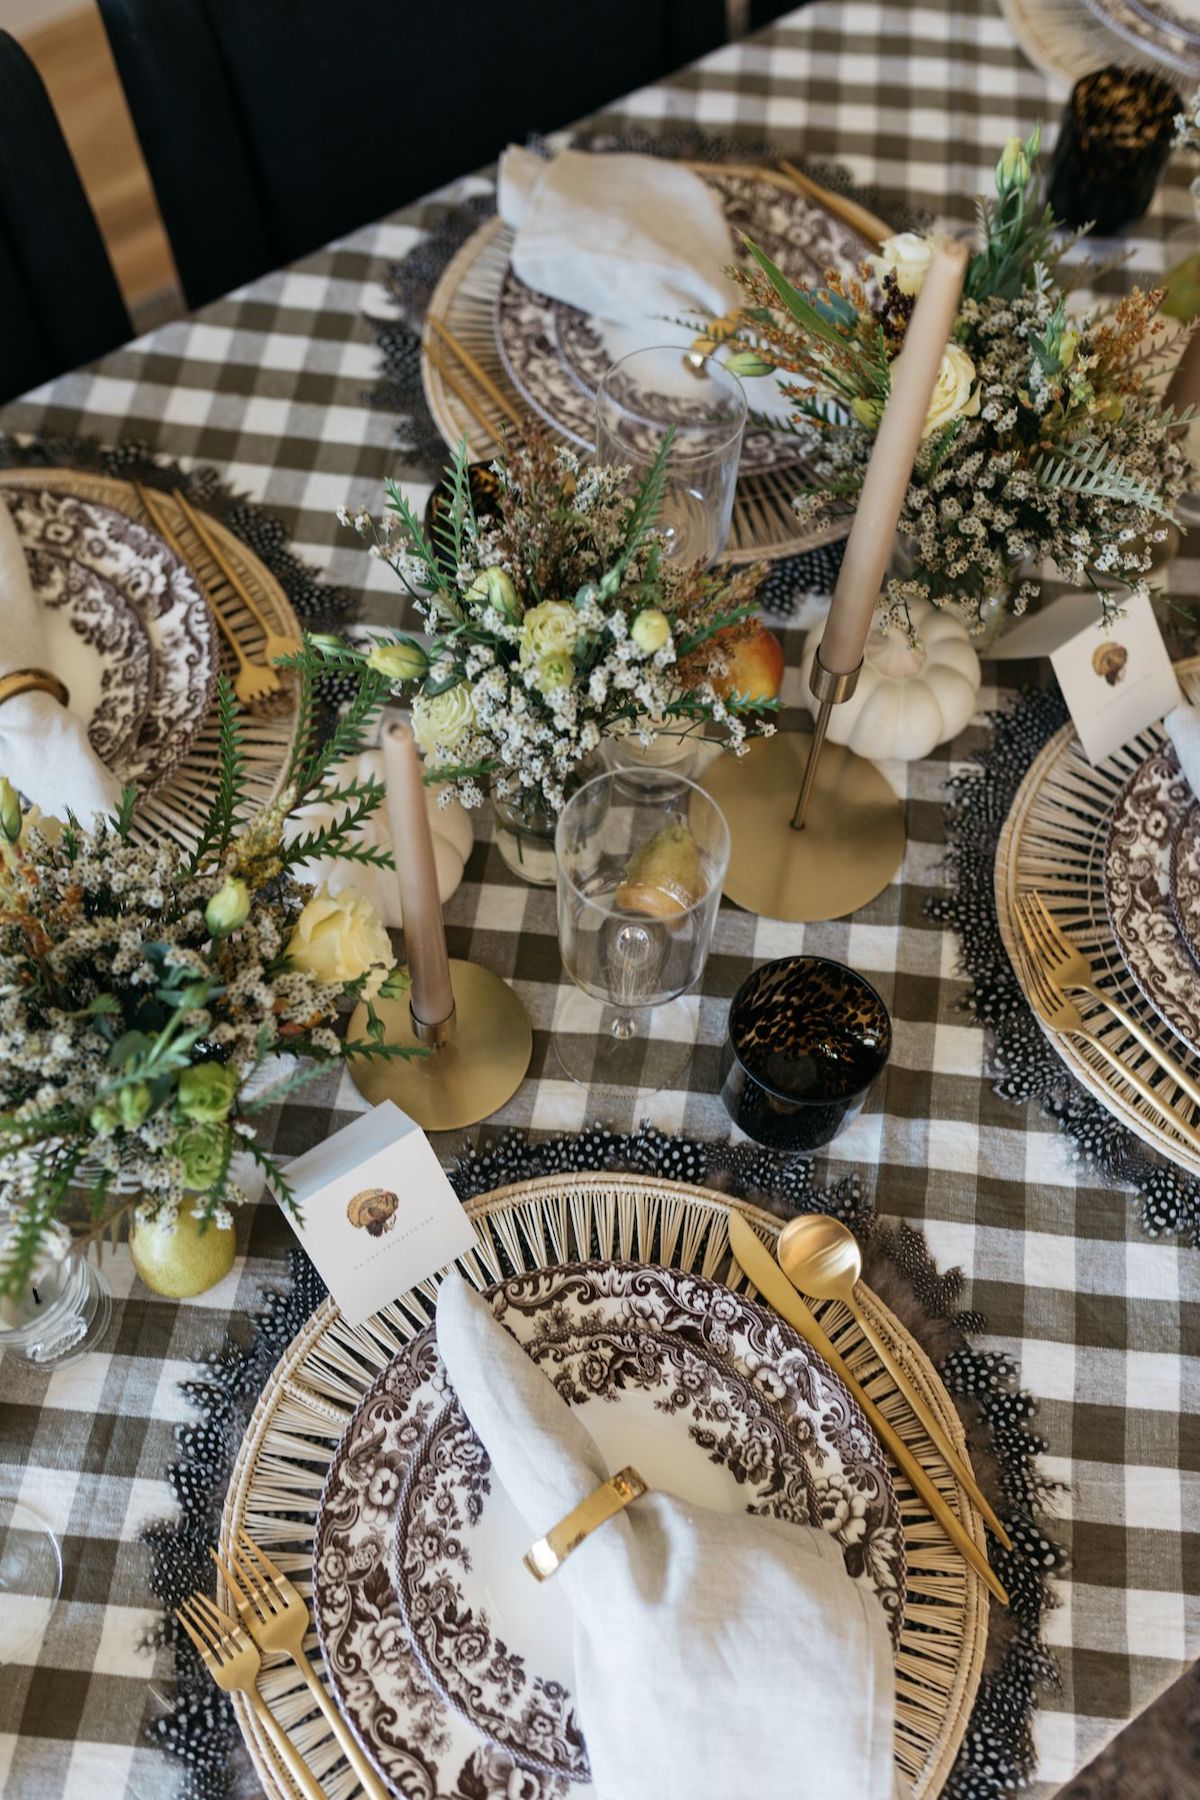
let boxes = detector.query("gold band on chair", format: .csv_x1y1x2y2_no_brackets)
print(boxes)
523,1467,648,1582
0,668,70,709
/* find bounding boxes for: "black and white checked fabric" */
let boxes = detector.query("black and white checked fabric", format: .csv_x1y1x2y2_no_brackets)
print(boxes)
1,2,1198,1795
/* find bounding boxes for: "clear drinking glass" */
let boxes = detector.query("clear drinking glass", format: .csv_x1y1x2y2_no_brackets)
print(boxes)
0,1214,112,1369
595,346,747,566
554,769,731,1089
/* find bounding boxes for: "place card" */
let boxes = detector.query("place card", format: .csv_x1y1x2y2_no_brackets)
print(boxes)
1048,590,1182,765
277,1100,474,1326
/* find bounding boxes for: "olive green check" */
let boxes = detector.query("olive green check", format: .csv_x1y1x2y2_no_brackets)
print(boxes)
1,2,1199,1796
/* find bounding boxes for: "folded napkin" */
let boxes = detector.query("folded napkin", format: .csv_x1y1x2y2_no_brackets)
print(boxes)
435,1275,896,1800
0,501,121,826
498,145,743,328
1166,702,1200,793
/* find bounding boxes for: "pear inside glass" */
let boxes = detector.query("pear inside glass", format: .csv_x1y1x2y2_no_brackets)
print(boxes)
554,769,730,1088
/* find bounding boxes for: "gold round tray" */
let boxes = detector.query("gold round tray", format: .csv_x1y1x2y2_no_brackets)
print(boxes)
422,212,851,567
996,655,1200,1175
220,1175,987,1799
0,468,302,849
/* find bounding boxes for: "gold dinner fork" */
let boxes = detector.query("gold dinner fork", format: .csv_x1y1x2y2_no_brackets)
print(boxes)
173,490,303,668
1017,890,1200,1114
213,1529,388,1800
1013,917,1200,1144
175,1591,327,1800
134,482,283,706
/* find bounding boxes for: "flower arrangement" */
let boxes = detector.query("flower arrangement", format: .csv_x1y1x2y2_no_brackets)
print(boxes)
0,646,414,1299
706,129,1193,632
336,434,775,819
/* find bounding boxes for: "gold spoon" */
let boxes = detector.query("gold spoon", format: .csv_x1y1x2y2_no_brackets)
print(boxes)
778,1214,1013,1551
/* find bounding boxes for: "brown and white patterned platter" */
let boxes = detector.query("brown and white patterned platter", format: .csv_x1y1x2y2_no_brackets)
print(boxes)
22,548,152,777
313,1260,903,1799
5,487,217,792
1170,799,1200,962
1102,743,1200,1055
495,167,866,477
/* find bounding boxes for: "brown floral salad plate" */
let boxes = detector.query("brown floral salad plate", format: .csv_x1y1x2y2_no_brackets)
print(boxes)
1103,743,1200,1054
1170,798,1200,965
312,1260,903,1799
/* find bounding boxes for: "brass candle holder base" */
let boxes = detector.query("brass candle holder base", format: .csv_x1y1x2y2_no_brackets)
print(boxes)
347,958,532,1131
702,729,906,923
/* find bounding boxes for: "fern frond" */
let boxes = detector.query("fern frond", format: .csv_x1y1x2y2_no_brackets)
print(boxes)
1034,441,1176,517
188,676,247,870
620,432,673,562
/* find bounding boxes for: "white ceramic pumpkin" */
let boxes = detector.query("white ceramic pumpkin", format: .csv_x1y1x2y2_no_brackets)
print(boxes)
801,599,981,761
285,749,473,926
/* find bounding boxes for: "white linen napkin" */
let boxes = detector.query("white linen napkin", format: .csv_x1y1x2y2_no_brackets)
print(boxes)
498,145,743,328
0,501,121,825
1166,702,1200,793
435,1274,896,1800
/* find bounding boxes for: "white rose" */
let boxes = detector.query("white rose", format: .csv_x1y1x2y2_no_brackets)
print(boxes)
921,344,980,440
410,685,475,759
518,600,579,669
868,232,935,297
286,885,394,998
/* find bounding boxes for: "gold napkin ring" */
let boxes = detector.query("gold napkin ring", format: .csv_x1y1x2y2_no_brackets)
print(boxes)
0,668,70,710
523,1467,648,1582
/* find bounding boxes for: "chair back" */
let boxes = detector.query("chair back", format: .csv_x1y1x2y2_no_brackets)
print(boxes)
0,31,132,405
99,0,727,308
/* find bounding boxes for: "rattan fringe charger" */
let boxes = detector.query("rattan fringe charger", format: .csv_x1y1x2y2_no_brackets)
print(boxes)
421,211,851,568
0,469,301,850
219,1175,987,1799
997,657,1200,1176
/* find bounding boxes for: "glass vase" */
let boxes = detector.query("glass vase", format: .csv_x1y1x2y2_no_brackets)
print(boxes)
0,1215,112,1369
492,789,560,886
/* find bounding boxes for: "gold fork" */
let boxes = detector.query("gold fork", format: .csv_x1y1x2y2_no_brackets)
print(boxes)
133,482,283,706
213,1530,388,1800
175,1591,327,1800
173,490,303,667
1018,891,1200,1115
1013,913,1200,1141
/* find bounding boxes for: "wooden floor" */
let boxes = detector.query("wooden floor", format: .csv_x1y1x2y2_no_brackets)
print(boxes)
21,2,179,318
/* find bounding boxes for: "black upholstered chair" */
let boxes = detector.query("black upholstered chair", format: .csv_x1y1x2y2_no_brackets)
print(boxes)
98,0,728,311
0,32,132,407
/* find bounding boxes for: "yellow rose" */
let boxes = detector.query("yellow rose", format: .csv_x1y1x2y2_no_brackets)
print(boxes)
410,685,476,760
286,885,395,998
920,344,980,440
533,651,574,695
518,600,579,669
868,232,934,298
630,608,671,654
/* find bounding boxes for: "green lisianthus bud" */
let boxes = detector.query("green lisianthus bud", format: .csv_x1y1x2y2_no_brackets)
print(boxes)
723,350,776,379
996,135,1029,193
306,633,345,656
852,395,884,430
177,1123,229,1192
89,1101,119,1137
0,777,20,844
177,1062,239,1124
630,608,671,655
466,566,521,621
204,876,250,939
365,638,428,683
118,1082,153,1130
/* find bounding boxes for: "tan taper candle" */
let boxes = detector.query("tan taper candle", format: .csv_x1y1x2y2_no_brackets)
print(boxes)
381,719,455,1029
819,237,970,676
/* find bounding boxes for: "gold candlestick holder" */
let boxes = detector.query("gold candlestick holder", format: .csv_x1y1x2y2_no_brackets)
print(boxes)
702,651,906,923
348,958,532,1132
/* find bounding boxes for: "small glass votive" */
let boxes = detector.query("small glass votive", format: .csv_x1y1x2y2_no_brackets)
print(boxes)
0,1215,113,1369
719,956,892,1150
1047,67,1180,235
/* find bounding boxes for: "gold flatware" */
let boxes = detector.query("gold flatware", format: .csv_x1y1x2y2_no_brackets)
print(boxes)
425,315,525,430
778,1214,1012,1551
133,482,283,705
173,489,303,667
423,332,508,449
1014,915,1198,1138
1017,890,1200,1115
776,159,893,246
213,1529,389,1800
727,1212,1009,1607
175,1591,327,1800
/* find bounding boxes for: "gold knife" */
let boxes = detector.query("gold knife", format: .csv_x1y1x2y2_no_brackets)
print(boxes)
727,1212,1008,1607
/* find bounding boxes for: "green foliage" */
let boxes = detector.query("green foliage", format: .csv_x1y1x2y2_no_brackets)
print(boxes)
1034,440,1177,519
187,677,247,872
277,775,391,873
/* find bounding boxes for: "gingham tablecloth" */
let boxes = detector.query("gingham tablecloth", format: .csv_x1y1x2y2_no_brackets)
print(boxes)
2,2,1199,1795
